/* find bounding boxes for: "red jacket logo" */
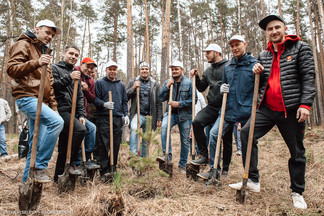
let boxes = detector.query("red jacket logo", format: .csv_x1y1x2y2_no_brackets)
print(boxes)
287,56,292,61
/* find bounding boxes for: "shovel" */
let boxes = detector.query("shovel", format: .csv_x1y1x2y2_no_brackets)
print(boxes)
19,48,52,212
104,91,115,182
58,79,79,194
206,92,228,186
157,84,173,177
186,75,200,180
136,86,141,156
235,73,260,204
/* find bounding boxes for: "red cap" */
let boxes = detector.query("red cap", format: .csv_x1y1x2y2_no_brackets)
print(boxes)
81,57,97,67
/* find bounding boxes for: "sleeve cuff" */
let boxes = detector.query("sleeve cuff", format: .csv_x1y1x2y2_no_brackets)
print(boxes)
299,105,310,111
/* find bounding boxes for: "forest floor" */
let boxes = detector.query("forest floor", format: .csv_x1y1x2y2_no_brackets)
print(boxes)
0,126,323,216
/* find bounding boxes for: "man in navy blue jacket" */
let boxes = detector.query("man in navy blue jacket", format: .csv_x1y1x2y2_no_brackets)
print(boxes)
195,35,257,180
94,61,128,178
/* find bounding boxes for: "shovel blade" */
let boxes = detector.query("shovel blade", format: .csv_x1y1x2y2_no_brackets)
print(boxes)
104,172,114,182
19,179,43,212
185,163,200,181
205,169,222,187
58,173,76,194
235,178,248,204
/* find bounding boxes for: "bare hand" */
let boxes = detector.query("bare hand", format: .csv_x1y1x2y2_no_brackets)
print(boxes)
70,70,81,80
190,69,198,77
252,63,264,74
79,117,86,125
81,81,88,91
38,54,52,66
296,107,310,123
133,81,141,91
166,78,174,88
169,101,179,108
156,121,162,128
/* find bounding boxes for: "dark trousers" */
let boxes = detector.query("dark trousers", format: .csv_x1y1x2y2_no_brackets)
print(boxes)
96,115,122,176
221,124,234,172
54,112,86,181
241,105,306,194
192,105,233,162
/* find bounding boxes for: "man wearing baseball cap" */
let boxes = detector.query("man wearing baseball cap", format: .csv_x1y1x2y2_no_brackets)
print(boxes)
94,61,128,179
189,44,233,176
7,20,64,183
229,15,316,209
197,35,257,180
126,62,162,158
157,61,197,174
52,45,87,181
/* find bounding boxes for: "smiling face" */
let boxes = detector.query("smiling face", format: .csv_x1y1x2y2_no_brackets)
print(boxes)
106,66,118,81
35,26,56,45
171,66,183,81
265,20,287,44
62,48,80,66
230,40,247,59
81,63,95,76
140,66,150,80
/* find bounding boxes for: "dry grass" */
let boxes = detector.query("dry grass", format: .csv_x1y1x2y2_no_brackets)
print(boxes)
0,127,323,215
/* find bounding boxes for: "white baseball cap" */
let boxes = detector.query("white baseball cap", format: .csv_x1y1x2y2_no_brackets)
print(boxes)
140,61,150,69
228,35,246,45
36,20,61,35
202,44,222,53
169,61,183,69
105,61,118,69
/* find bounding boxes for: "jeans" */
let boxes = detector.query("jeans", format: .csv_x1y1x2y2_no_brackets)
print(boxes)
161,113,191,168
76,118,96,164
129,114,147,157
234,123,241,151
0,124,8,156
209,117,234,171
16,97,64,183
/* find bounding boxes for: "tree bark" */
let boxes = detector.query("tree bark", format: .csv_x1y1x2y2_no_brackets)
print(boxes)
317,0,324,34
65,0,73,48
296,0,300,37
161,0,171,84
113,7,118,62
55,0,65,63
80,18,87,62
278,0,283,17
88,17,92,58
145,0,150,64
127,0,134,78
177,0,182,61
238,0,242,35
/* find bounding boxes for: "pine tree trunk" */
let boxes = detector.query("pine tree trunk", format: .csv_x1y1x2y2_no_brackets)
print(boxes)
161,0,171,84
296,0,300,37
65,0,73,48
317,0,324,33
278,0,283,17
88,17,92,58
145,0,150,64
127,0,134,79
80,18,87,62
177,0,182,61
113,8,118,62
219,8,224,54
238,0,242,35
55,0,65,63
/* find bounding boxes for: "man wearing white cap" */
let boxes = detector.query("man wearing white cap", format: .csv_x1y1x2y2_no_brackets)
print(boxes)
189,43,233,175
126,62,162,157
197,35,257,180
157,61,196,173
94,61,128,179
7,20,64,183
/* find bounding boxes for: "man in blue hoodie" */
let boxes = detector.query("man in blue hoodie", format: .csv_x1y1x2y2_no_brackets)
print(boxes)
94,61,129,178
196,35,257,180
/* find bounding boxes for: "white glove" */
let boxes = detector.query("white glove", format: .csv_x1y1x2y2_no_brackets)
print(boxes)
103,102,114,110
220,83,230,94
123,116,130,126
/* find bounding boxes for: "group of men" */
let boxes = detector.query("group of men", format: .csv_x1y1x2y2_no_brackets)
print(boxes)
6,14,316,210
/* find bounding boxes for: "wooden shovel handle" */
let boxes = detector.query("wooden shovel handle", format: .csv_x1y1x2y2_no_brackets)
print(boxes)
109,91,114,166
136,87,141,156
165,84,173,156
29,49,52,170
243,73,260,179
191,75,196,156
81,140,86,163
213,92,228,168
65,80,79,164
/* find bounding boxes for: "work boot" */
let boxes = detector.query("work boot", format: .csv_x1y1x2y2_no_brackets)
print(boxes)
221,170,228,177
69,164,82,176
190,155,208,166
229,179,260,192
197,168,215,180
85,159,100,170
292,192,307,209
35,169,51,183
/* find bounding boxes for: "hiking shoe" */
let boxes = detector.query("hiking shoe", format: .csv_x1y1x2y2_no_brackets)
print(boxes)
229,179,260,193
236,150,242,156
197,169,215,180
189,155,208,166
221,170,228,177
292,192,307,209
179,167,186,174
69,164,82,176
35,169,51,183
85,160,100,170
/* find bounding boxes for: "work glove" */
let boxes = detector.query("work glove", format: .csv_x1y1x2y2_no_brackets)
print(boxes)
123,115,130,126
103,102,114,110
220,83,230,94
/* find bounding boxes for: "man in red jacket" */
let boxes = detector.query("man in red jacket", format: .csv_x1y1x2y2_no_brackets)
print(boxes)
229,15,316,209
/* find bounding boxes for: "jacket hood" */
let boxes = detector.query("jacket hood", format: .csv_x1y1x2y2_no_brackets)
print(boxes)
103,76,121,83
18,30,48,54
267,35,300,51
56,61,75,70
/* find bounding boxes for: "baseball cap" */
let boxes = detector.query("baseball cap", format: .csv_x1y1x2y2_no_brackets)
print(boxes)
140,61,150,69
259,15,285,30
81,57,97,67
105,61,118,69
228,35,246,45
202,44,222,54
36,20,61,35
169,61,183,69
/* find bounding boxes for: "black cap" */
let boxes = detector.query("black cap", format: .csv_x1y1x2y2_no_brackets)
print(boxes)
259,15,285,30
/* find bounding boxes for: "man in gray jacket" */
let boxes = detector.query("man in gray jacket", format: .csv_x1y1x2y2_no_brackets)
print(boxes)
126,62,162,157
0,98,12,159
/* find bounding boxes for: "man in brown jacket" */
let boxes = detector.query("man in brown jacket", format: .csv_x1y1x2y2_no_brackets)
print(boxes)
7,20,64,183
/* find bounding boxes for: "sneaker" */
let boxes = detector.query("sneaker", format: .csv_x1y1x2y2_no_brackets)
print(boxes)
221,170,228,177
179,167,186,174
85,160,100,170
189,155,208,166
236,150,242,156
229,179,260,193
35,169,51,183
292,192,307,209
197,169,215,180
69,164,82,176
0,154,10,160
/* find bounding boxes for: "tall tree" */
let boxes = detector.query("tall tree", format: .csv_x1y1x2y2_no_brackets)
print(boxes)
160,0,171,84
278,0,283,17
127,0,134,78
55,0,65,63
144,0,150,64
296,0,300,37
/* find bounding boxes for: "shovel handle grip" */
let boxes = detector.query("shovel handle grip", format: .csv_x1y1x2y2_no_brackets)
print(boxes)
109,91,114,166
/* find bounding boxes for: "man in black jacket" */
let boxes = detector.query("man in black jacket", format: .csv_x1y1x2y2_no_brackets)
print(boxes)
126,62,162,157
229,15,316,209
52,45,86,182
189,44,233,176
